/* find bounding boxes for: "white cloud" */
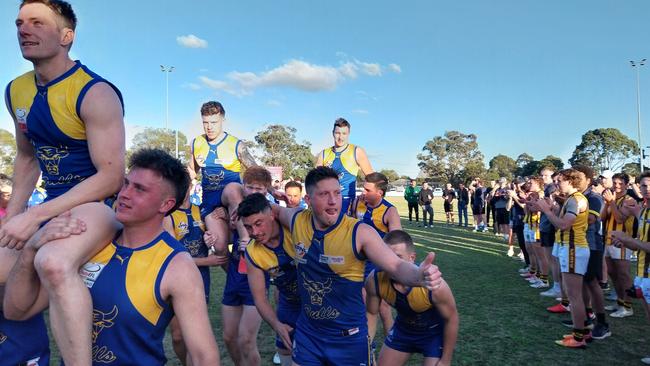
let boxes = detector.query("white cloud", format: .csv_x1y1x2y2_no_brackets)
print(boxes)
183,83,202,91
352,109,369,114
267,99,282,107
388,63,402,73
198,57,399,96
176,34,208,48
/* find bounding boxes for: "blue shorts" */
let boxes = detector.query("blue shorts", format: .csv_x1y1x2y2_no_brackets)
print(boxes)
292,324,372,366
199,266,211,303
275,303,300,351
383,324,444,358
200,189,225,218
221,261,255,306
0,311,50,365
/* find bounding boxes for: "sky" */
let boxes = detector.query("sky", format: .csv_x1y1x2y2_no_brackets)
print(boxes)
1,0,649,178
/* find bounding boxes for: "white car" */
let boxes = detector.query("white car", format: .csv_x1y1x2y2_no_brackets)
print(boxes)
432,188,443,197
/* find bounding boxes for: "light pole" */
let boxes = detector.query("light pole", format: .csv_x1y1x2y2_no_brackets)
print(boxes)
631,59,646,173
160,65,178,158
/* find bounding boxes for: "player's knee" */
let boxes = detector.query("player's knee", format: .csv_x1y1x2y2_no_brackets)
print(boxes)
222,329,238,347
237,331,258,351
34,248,76,287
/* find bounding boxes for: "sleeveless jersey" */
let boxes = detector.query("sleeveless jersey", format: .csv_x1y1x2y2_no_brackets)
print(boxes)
374,270,445,334
192,133,242,209
78,231,185,365
245,226,299,308
604,195,638,246
289,210,366,335
637,208,650,278
5,61,123,200
0,312,50,365
555,192,589,248
351,198,394,238
321,144,359,200
170,204,210,286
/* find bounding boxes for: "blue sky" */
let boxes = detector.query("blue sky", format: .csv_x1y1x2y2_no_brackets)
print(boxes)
1,0,648,177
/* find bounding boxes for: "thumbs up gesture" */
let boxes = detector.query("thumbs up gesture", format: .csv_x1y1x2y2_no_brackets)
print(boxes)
418,252,442,291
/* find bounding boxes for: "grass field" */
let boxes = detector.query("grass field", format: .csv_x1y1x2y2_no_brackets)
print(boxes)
46,197,650,365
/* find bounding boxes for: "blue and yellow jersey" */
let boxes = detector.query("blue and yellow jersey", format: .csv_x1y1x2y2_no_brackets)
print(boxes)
0,311,50,365
604,195,638,246
637,208,650,278
321,144,360,200
5,61,123,201
245,225,299,307
555,192,589,248
351,198,394,238
170,204,207,258
192,133,242,210
290,209,366,335
374,270,444,334
78,231,185,365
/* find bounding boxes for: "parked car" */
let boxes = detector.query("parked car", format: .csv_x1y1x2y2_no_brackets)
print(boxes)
432,187,443,197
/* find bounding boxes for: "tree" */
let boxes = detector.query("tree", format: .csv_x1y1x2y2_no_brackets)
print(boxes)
569,128,638,172
539,155,564,171
127,127,191,164
417,131,485,185
254,124,314,179
488,154,517,181
0,129,16,176
622,162,642,177
516,153,534,169
379,169,400,182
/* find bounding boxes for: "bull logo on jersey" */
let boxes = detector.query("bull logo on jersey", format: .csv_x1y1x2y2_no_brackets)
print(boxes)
37,146,69,175
92,305,118,343
205,171,225,190
0,331,6,344
184,239,202,256
302,272,332,306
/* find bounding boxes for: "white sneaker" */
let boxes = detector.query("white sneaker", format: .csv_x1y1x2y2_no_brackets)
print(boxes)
273,352,281,365
527,276,540,283
540,288,561,297
517,252,525,260
610,307,634,318
641,356,650,365
504,234,510,241
507,247,515,257
604,304,619,312
531,281,549,289
518,267,530,274
605,292,618,301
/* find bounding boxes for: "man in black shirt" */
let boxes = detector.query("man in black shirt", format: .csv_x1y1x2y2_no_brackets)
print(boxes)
443,183,456,226
457,183,469,227
418,182,434,228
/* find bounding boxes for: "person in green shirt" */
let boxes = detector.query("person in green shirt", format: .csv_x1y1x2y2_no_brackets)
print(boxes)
404,179,420,223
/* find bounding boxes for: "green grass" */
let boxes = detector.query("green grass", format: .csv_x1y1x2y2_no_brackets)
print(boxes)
47,197,649,365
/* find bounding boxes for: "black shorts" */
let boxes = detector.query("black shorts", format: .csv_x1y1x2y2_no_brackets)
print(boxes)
495,208,509,225
584,249,604,282
444,201,453,213
471,203,484,215
540,231,555,248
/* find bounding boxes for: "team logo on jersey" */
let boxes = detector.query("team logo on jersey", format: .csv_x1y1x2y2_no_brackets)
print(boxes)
0,331,6,344
319,254,345,265
294,242,307,263
91,306,118,363
25,357,41,366
177,221,189,237
80,261,108,288
37,146,70,175
184,238,202,256
205,171,225,190
15,108,28,132
302,272,332,306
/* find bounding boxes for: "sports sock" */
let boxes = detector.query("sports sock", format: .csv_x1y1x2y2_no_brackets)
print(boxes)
572,328,584,342
539,274,549,284
623,300,632,310
561,298,570,307
616,299,625,308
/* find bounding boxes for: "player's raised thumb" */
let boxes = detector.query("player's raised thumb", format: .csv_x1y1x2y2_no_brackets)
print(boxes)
420,252,436,267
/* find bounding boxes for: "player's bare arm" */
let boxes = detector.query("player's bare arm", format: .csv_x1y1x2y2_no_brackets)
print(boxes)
355,146,373,175
364,270,381,341
162,252,221,365
385,206,402,231
358,224,442,289
237,142,258,169
430,280,458,366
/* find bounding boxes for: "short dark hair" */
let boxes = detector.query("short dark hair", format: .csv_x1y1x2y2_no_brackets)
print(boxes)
612,173,630,186
128,148,190,215
540,166,555,174
21,0,77,30
333,118,350,132
384,230,415,253
365,172,388,196
557,169,586,191
572,165,595,183
243,166,272,187
305,166,339,195
640,172,650,181
237,193,271,218
284,180,302,192
200,101,225,116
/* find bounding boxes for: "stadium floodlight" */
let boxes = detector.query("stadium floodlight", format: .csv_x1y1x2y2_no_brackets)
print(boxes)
161,65,178,158
631,59,646,172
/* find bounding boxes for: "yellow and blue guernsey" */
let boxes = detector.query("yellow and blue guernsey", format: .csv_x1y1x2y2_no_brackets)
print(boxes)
77,231,185,365
170,204,210,298
192,133,242,213
374,270,445,358
637,208,650,278
289,209,366,336
0,312,50,365
321,144,360,205
555,192,589,248
5,61,123,201
351,198,393,238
